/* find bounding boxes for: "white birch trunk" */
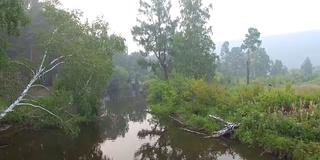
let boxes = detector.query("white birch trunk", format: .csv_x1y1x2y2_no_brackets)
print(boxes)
0,53,65,120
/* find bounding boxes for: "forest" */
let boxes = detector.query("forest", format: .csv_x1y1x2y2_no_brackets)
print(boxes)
1,0,320,160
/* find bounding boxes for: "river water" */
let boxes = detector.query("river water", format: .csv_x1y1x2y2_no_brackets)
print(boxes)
0,97,275,160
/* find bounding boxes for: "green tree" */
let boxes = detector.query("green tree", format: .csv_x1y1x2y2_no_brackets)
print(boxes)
270,59,287,75
220,41,229,59
217,41,230,76
251,48,272,78
241,28,262,85
218,45,245,84
229,47,246,77
131,0,177,80
301,57,313,76
171,0,217,81
39,2,126,119
0,0,29,36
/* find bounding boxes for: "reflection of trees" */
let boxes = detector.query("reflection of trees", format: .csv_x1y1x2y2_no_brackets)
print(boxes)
0,98,148,160
103,97,147,123
0,126,111,160
134,117,261,160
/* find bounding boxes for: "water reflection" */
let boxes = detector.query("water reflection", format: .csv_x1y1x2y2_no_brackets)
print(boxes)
0,98,275,160
134,117,273,160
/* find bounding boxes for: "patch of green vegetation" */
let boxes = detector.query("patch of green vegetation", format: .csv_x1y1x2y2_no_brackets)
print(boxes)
147,73,320,160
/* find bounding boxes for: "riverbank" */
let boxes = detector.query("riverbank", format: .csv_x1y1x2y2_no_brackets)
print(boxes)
147,75,320,160
0,97,275,160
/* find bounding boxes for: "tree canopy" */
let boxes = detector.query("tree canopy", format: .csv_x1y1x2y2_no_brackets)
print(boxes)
172,0,217,81
131,0,177,80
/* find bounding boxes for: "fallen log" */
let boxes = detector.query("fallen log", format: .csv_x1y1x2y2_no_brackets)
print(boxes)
169,114,240,138
205,115,240,138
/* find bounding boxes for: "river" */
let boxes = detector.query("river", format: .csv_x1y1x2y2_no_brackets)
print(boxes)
0,97,275,160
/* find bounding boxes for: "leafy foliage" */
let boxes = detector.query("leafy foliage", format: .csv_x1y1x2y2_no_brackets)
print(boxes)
171,0,217,81
0,0,29,37
132,0,177,80
251,48,272,78
37,2,125,120
148,73,320,159
270,59,288,76
0,1,126,135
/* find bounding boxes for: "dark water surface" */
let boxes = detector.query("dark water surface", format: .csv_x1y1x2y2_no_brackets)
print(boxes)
0,98,275,160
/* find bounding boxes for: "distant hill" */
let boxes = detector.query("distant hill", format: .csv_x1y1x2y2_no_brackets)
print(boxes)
215,30,320,69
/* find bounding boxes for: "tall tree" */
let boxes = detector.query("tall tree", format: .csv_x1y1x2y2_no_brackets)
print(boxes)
220,41,229,60
172,0,217,81
217,41,231,78
241,28,262,85
228,47,246,77
270,59,287,75
131,0,177,80
301,57,313,76
251,48,272,78
218,46,245,84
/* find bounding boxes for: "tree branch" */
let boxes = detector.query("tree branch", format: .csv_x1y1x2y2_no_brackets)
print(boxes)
39,61,65,78
30,84,52,94
8,61,35,76
17,103,62,122
0,52,65,120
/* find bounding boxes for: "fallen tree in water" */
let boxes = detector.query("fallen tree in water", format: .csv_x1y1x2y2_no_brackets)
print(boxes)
169,114,240,138
204,115,240,138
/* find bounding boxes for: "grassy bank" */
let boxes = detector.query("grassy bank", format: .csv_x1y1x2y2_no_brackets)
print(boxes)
147,74,320,160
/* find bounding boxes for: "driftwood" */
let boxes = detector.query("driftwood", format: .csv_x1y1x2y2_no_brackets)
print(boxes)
169,114,240,138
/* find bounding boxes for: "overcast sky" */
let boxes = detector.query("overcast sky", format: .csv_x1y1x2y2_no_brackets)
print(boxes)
60,0,320,53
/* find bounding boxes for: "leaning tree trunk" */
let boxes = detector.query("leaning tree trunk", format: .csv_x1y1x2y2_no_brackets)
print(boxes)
0,53,66,120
